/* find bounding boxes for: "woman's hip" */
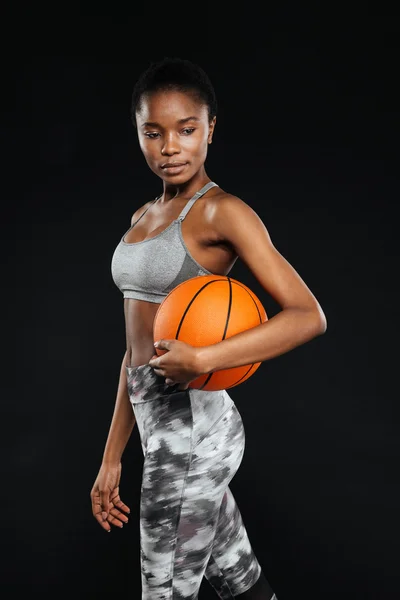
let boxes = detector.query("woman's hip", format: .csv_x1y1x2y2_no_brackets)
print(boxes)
125,363,244,453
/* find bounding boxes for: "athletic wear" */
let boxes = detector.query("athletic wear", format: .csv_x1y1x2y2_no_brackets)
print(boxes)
111,182,239,303
125,363,277,600
113,181,277,598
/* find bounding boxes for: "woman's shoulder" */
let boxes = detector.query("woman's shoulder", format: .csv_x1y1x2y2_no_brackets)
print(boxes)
205,186,251,217
204,186,266,241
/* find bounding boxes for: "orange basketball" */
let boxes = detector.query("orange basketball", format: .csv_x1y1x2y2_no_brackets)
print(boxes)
153,274,268,391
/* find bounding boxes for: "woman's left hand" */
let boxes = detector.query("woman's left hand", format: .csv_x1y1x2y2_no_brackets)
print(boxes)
148,339,204,390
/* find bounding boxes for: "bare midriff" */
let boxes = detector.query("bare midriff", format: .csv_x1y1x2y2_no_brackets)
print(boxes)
124,299,162,368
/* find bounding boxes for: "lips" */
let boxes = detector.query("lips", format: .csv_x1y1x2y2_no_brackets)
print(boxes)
161,162,187,168
160,162,188,175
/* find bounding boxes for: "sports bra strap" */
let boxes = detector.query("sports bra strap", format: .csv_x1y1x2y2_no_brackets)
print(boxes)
131,194,160,227
177,181,218,221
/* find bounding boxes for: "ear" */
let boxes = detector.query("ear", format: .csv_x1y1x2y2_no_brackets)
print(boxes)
208,116,216,144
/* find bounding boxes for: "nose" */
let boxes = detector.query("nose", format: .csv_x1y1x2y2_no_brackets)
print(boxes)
161,132,181,156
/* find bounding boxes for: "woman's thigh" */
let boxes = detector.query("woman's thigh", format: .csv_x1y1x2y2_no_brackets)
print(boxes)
126,364,247,598
139,388,245,598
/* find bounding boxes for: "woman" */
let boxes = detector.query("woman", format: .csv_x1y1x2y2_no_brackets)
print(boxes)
90,57,327,600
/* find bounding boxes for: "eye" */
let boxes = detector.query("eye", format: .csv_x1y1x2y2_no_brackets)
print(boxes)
182,128,196,135
144,132,160,139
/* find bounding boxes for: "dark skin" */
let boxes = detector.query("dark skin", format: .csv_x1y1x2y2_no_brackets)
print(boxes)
124,90,234,371
90,89,327,531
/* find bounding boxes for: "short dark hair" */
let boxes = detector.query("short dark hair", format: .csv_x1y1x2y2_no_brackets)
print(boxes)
131,57,217,128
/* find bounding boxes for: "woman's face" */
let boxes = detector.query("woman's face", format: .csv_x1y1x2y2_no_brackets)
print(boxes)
135,89,216,184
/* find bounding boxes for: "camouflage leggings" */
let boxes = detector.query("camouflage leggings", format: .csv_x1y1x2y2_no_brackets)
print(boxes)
126,363,277,600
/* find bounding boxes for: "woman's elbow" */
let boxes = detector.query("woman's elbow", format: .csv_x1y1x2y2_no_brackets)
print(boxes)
315,304,327,335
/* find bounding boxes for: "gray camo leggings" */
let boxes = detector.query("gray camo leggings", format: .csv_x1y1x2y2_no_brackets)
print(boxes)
126,363,277,600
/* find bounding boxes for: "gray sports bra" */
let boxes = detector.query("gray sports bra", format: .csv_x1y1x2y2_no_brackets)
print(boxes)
111,181,237,303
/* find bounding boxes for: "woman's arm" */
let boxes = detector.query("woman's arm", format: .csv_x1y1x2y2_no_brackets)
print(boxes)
198,305,325,374
197,194,327,373
102,350,136,465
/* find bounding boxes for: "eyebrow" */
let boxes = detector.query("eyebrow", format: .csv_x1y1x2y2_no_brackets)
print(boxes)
141,116,201,128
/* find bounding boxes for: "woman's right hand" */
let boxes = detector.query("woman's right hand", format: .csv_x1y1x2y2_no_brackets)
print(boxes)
90,462,130,532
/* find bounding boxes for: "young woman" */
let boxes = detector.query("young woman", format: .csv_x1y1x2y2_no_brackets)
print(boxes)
90,57,327,600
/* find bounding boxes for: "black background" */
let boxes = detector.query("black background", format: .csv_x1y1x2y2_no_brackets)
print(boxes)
6,11,400,600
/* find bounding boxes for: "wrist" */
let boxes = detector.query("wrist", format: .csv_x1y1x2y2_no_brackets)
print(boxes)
196,345,214,376
102,454,122,467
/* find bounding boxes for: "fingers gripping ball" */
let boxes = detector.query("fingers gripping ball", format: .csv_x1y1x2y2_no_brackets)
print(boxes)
153,275,268,391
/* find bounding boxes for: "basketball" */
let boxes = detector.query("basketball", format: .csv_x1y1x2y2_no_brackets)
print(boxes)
153,274,268,391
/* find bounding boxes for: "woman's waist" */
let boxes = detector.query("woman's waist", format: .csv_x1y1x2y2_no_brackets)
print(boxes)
124,298,159,367
126,343,155,369
125,326,156,368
